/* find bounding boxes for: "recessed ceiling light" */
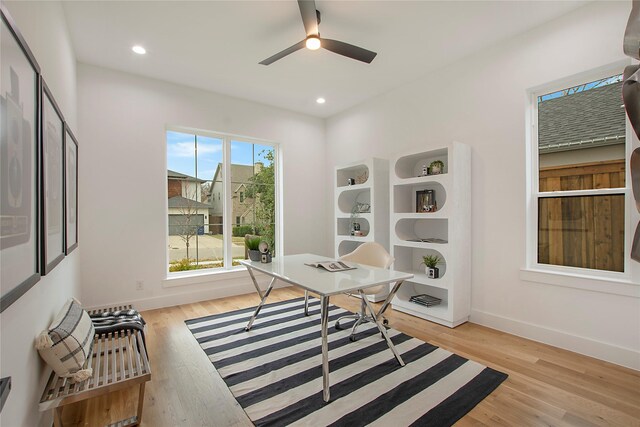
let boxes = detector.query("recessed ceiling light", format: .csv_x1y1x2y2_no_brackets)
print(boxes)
132,45,146,55
316,97,326,104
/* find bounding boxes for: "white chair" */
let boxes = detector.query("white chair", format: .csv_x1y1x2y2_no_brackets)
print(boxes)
305,242,394,341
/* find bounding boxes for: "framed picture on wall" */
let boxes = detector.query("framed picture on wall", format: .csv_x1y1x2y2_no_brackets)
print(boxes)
0,4,42,312
65,125,78,254
41,80,65,274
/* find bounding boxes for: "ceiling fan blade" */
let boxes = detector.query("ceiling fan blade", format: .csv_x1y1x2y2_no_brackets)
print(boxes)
321,38,377,64
259,40,306,65
298,0,319,37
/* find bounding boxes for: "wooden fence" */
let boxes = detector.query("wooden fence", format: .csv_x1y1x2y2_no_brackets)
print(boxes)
538,160,625,272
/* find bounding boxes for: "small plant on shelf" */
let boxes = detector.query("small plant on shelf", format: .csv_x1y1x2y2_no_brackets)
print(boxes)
421,255,443,279
429,160,445,175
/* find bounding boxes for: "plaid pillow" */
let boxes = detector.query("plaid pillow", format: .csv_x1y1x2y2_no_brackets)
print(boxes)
35,298,95,382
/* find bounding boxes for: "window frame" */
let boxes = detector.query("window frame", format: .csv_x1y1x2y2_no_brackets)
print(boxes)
164,125,282,279
524,61,637,288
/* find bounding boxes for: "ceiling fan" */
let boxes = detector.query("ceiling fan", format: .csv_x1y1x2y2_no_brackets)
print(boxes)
259,0,377,66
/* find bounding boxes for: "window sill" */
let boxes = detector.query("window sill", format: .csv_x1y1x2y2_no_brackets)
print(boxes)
163,266,253,288
519,267,639,298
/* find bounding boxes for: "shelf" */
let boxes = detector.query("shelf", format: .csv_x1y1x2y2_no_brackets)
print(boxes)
337,217,370,237
337,188,371,215
336,183,371,193
393,281,449,317
404,273,449,289
336,235,373,243
393,237,448,279
393,173,450,187
393,181,447,214
394,217,448,243
392,297,450,323
392,211,448,220
390,143,470,329
391,238,449,252
337,164,370,188
335,158,390,303
394,148,448,179
337,212,372,220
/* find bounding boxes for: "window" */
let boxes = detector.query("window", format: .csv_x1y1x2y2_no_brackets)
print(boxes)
529,71,628,275
167,129,279,274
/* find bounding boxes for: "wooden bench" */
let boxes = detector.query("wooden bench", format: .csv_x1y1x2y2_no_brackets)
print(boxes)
39,305,151,427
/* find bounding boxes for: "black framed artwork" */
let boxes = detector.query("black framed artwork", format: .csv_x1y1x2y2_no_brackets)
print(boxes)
416,189,437,213
41,80,65,274
64,125,78,254
0,4,42,312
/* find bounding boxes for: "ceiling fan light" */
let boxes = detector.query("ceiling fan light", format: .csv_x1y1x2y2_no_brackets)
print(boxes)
305,37,321,50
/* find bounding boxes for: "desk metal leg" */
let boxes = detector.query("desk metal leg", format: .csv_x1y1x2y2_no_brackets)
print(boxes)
375,280,404,321
361,289,405,367
245,274,277,331
320,295,330,402
304,290,310,316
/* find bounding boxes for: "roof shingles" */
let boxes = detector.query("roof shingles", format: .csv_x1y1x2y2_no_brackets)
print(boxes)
538,81,625,152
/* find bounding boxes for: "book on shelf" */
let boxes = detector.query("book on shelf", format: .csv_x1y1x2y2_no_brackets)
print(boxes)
305,261,356,272
409,294,442,307
407,238,448,244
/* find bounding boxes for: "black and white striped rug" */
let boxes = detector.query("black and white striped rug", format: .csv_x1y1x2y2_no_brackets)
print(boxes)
185,297,507,426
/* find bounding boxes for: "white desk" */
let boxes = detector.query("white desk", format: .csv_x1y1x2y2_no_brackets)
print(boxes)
239,253,413,402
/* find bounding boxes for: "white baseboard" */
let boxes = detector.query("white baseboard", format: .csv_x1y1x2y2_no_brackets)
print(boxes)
470,309,640,371
84,278,291,313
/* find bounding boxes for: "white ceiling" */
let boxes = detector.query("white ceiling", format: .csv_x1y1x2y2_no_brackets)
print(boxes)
62,0,588,118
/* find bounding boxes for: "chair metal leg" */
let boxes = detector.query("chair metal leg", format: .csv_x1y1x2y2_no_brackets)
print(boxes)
304,290,309,316
335,313,359,330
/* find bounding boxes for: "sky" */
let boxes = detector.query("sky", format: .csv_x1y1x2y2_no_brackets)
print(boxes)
538,74,622,103
167,131,273,181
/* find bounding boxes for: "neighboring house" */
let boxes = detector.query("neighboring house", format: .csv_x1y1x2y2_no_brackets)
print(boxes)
167,170,210,235
167,169,206,202
167,195,211,236
209,163,262,233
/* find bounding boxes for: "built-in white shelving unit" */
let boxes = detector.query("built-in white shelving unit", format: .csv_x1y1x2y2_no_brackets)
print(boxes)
390,142,471,327
335,158,389,302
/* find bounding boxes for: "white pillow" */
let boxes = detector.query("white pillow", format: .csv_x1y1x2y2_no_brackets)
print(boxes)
35,298,95,382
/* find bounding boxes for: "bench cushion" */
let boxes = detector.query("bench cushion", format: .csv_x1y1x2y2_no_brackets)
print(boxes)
35,298,95,382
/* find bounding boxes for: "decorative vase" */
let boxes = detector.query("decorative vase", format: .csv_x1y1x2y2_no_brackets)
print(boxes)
248,250,261,261
426,267,439,279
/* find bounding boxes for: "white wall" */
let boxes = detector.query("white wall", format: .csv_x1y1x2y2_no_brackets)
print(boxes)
0,1,79,426
77,64,326,310
326,1,640,369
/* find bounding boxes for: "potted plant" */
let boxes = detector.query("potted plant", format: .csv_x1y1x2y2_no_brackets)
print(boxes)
421,255,443,279
429,160,445,175
245,234,262,261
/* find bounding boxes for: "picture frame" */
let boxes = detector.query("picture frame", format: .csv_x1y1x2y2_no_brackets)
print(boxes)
416,189,437,213
41,80,65,274
0,4,42,313
64,126,78,254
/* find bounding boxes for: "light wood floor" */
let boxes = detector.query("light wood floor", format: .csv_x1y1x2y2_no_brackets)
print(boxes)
61,287,640,426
